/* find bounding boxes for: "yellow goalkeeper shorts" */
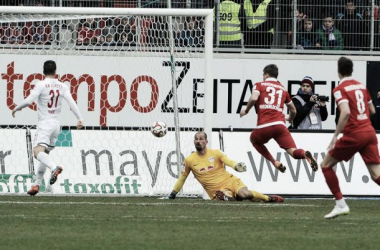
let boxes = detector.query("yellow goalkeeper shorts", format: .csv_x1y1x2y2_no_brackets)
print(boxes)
211,176,246,200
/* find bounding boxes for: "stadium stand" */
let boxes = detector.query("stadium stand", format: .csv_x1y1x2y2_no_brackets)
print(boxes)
1,0,380,52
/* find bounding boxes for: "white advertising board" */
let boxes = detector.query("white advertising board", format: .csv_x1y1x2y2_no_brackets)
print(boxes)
0,129,379,196
0,55,367,129
221,132,380,196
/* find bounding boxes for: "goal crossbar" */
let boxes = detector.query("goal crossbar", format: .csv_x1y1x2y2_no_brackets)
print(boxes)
1,6,213,17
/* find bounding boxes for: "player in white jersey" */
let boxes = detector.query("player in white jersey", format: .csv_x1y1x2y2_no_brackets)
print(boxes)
12,60,83,196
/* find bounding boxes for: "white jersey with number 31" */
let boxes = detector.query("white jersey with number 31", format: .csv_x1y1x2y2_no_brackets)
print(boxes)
33,79,69,121
16,78,83,123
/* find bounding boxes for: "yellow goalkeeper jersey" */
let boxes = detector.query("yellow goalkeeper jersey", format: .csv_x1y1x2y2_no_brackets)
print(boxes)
173,149,239,197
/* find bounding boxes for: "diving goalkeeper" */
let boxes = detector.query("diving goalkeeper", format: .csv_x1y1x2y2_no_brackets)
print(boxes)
165,131,284,202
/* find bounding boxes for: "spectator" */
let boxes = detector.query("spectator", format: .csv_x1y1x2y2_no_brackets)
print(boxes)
287,8,307,48
371,89,380,130
178,17,201,47
291,76,328,130
295,18,318,49
316,13,344,50
216,0,254,48
7,22,23,43
245,0,276,48
104,34,116,46
96,35,105,45
31,21,46,44
118,33,129,46
115,17,135,45
362,0,379,21
77,18,99,45
147,16,169,46
35,0,43,6
336,0,369,50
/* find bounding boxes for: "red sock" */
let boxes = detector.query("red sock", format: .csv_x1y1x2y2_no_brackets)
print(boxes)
322,167,343,200
292,149,305,159
375,176,380,186
252,142,276,165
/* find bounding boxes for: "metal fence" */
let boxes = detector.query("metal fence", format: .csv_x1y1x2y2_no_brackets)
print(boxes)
1,0,380,53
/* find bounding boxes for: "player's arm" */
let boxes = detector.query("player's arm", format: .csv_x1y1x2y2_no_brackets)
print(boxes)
219,151,246,172
366,89,376,116
63,86,84,128
165,163,191,199
240,87,260,117
328,102,350,150
369,102,376,116
12,84,41,117
286,102,297,123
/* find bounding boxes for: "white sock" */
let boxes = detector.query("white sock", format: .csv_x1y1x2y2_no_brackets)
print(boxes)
35,162,48,186
336,198,348,208
36,152,55,170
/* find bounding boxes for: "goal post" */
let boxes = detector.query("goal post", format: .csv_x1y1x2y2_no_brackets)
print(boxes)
0,7,213,197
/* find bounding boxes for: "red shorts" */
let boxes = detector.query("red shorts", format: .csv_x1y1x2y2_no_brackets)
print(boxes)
329,131,380,164
250,125,297,149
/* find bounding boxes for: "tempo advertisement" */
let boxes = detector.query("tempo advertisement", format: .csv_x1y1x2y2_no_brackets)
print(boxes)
0,54,368,130
0,129,379,196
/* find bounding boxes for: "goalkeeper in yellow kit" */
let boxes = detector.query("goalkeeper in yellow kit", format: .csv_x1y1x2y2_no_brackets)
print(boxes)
165,132,284,202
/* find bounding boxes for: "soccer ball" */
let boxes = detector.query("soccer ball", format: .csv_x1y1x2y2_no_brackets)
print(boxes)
151,121,167,138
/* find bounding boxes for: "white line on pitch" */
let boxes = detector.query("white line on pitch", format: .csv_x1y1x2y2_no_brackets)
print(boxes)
0,201,320,207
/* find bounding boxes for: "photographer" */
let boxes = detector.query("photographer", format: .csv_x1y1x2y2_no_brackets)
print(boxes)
291,76,328,130
371,89,380,130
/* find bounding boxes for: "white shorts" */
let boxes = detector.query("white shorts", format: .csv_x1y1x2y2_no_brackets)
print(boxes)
33,120,60,151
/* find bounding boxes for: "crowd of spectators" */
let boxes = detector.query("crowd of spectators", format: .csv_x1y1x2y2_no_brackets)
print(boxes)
1,1,380,51
291,0,380,50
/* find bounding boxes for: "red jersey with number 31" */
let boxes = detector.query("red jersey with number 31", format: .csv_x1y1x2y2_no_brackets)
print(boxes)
253,78,292,129
333,77,374,134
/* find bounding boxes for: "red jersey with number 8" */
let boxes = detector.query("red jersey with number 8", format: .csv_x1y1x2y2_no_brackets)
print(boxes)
333,77,374,134
253,78,292,129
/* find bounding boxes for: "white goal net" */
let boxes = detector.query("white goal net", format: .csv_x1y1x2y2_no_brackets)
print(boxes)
0,7,213,197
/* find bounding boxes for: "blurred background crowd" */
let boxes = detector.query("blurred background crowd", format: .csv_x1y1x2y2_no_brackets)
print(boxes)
1,0,380,52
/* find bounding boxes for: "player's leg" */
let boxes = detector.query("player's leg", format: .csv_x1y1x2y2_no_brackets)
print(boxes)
216,177,249,201
33,121,62,186
27,161,49,196
33,122,57,170
285,148,318,171
35,162,48,185
29,123,56,196
321,135,357,219
360,134,380,185
235,187,284,202
48,123,63,185
250,128,286,172
247,188,284,202
367,164,380,185
274,126,318,171
216,177,284,202
33,145,54,170
321,153,349,219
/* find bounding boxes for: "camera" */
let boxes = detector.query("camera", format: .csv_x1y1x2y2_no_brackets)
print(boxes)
315,94,329,102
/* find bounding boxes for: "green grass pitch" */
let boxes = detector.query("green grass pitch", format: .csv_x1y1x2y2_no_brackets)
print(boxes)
0,196,379,250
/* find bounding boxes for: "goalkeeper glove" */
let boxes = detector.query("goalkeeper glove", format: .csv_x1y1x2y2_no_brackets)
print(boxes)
158,192,177,199
234,162,247,172
159,192,177,199
168,192,177,199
